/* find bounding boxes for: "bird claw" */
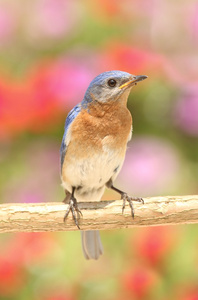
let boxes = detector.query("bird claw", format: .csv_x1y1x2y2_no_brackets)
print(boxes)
63,198,83,229
121,193,144,219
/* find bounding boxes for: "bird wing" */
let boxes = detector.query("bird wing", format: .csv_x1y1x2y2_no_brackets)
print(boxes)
60,104,81,172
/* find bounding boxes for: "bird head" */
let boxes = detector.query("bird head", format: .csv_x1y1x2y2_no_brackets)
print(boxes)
84,70,147,103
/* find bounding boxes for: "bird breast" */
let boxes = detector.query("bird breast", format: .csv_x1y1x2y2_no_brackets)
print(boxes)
61,100,132,201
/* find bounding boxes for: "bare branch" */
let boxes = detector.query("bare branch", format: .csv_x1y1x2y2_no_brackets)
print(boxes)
0,195,197,233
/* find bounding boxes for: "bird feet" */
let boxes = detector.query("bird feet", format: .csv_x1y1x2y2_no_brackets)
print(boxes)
63,195,82,229
107,181,144,219
121,193,144,219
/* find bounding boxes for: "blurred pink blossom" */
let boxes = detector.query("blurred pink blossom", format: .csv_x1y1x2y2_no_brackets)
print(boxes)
37,58,95,108
100,43,163,75
174,86,198,136
118,137,181,196
24,0,81,44
0,256,25,296
0,57,96,139
7,232,57,265
0,4,16,44
190,2,198,42
133,226,177,267
122,265,159,299
88,0,155,23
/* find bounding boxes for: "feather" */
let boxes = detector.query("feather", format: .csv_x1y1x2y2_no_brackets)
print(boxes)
81,230,103,260
60,104,81,172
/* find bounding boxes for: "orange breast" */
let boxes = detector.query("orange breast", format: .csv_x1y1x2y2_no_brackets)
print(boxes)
62,99,132,185
76,100,131,147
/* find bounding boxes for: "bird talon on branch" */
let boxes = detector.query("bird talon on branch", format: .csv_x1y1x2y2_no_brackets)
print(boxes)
121,193,144,219
63,198,82,230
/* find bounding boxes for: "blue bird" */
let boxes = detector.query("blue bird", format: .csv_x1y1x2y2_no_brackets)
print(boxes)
60,70,147,260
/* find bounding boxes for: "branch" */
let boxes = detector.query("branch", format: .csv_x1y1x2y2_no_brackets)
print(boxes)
0,195,197,233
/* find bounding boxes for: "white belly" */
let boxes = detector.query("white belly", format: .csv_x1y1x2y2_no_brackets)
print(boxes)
61,146,125,202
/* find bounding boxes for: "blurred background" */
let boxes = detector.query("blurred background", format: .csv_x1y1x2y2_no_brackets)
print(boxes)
0,0,198,299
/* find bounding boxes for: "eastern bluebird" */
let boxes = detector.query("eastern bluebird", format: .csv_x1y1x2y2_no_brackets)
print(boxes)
60,70,147,260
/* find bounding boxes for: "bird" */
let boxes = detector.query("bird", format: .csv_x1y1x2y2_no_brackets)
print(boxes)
60,70,147,260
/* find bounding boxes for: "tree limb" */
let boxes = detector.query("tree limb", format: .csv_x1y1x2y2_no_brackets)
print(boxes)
0,195,197,233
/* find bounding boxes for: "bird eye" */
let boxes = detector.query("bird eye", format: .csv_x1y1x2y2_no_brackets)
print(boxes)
107,79,117,87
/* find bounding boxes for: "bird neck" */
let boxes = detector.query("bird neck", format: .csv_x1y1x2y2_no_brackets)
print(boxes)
84,93,129,118
82,89,130,113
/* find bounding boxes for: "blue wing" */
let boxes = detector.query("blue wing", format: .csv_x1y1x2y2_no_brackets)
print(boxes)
60,104,81,172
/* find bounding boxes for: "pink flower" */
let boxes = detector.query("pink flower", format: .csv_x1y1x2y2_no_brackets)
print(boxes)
174,85,198,136
100,44,163,75
87,0,155,22
0,257,25,296
0,57,96,139
3,232,57,265
133,226,177,267
0,4,16,45
122,265,159,299
24,0,81,44
35,58,94,108
189,2,198,42
118,137,181,196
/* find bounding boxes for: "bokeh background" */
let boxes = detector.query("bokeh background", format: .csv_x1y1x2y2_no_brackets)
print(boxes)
0,0,198,299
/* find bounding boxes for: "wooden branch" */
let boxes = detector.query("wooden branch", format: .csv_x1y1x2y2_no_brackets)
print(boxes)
0,195,197,233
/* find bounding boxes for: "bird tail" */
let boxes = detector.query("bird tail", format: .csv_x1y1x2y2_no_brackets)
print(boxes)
81,230,103,260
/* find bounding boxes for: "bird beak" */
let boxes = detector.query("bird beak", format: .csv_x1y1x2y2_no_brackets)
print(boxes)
119,75,148,89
